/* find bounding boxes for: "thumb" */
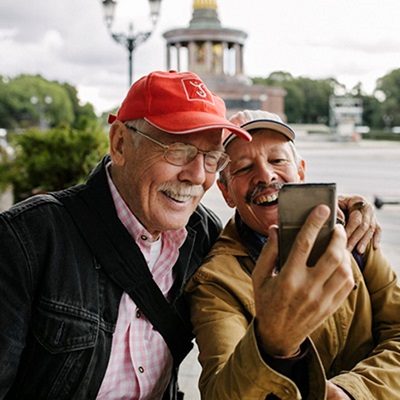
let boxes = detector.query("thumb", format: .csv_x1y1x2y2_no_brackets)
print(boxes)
252,226,279,285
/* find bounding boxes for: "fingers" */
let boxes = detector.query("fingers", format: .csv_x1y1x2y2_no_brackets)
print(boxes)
372,224,382,249
321,238,354,305
313,224,352,282
344,201,369,244
252,226,279,285
346,201,376,253
336,207,346,225
284,204,331,272
339,195,382,253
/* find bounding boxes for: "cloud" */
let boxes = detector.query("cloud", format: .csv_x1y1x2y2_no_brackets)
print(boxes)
307,36,400,55
1,0,399,113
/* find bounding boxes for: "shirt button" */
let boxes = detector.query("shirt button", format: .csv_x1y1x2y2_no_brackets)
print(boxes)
140,235,147,241
138,366,145,373
136,310,141,318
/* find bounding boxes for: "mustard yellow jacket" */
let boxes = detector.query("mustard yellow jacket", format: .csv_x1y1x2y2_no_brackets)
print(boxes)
185,218,400,399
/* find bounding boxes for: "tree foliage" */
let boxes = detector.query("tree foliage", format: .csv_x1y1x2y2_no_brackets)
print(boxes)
253,72,336,124
8,125,108,201
375,68,400,127
253,69,400,128
0,74,97,130
0,145,13,191
62,82,97,130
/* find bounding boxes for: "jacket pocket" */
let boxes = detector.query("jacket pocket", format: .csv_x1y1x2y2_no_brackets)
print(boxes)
10,299,99,399
32,298,98,353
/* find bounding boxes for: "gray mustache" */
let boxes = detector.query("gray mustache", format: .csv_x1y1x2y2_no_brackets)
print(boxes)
158,182,204,197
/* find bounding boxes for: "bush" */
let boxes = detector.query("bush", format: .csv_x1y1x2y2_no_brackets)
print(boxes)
362,130,400,141
9,125,108,202
0,146,13,191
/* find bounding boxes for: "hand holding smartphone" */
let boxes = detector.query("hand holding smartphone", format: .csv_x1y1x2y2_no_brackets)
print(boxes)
278,183,337,269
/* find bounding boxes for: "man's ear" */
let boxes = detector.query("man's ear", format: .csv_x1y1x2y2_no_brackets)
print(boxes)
217,179,236,208
109,121,128,166
297,159,306,182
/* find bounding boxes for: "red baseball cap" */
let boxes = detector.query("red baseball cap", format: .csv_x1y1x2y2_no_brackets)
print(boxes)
108,70,251,141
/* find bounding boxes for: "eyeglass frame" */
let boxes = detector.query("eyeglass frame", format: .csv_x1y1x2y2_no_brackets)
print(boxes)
125,124,230,173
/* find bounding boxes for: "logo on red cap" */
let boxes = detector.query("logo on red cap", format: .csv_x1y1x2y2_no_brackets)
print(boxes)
181,78,215,105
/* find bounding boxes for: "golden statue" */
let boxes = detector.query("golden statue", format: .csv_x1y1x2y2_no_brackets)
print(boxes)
193,0,218,10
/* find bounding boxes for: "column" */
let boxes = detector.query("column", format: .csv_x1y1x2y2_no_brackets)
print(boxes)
188,41,197,71
166,43,171,70
222,42,228,75
176,43,181,71
205,41,212,73
234,43,241,76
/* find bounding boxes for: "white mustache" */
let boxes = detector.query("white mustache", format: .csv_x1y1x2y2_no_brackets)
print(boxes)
158,182,204,198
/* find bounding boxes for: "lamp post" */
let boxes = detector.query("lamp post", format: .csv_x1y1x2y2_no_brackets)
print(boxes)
101,0,162,86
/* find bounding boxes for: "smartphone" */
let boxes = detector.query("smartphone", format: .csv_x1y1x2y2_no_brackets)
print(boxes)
278,183,337,269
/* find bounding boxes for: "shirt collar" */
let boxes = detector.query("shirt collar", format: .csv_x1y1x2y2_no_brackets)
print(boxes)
235,211,268,263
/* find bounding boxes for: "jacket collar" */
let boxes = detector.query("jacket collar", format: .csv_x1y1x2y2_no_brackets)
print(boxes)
234,212,268,263
206,212,269,277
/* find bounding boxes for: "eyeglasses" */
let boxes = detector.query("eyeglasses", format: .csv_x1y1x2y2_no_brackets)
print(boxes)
126,125,230,173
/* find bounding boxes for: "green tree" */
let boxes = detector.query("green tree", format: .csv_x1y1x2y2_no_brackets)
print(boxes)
253,72,335,123
9,125,108,201
301,77,336,124
0,145,13,191
0,74,75,129
375,69,400,127
0,75,98,130
359,94,382,129
62,82,97,129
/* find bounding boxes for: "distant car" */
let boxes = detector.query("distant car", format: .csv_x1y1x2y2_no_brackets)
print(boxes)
392,127,400,134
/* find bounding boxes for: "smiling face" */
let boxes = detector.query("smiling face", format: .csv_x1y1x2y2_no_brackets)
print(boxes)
109,120,223,238
218,130,306,236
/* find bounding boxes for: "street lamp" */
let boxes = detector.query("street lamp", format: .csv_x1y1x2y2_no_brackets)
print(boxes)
101,0,162,86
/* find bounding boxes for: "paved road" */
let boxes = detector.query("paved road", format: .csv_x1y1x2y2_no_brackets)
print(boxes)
179,138,400,399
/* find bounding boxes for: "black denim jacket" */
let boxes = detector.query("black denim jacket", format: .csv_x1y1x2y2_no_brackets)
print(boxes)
0,156,222,399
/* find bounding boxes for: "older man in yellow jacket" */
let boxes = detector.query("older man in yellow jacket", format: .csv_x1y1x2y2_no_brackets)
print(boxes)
186,110,400,399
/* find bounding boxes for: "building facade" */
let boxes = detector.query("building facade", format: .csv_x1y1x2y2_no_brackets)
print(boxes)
163,0,286,118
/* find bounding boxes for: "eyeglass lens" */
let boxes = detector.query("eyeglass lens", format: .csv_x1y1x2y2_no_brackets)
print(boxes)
164,143,227,173
126,125,229,173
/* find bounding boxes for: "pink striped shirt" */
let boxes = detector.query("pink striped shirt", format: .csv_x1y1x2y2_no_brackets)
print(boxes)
97,167,187,400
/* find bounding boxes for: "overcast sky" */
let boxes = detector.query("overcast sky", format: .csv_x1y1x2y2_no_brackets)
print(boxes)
0,0,399,114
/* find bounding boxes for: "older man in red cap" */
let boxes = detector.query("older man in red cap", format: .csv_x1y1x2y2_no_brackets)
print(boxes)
0,71,250,400
0,72,378,400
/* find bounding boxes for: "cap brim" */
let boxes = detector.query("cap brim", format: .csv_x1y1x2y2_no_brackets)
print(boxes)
145,111,252,142
241,119,295,140
224,118,295,148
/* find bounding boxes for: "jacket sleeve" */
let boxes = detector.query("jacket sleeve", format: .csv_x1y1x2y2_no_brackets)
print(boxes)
330,245,400,399
0,213,34,398
186,255,327,400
